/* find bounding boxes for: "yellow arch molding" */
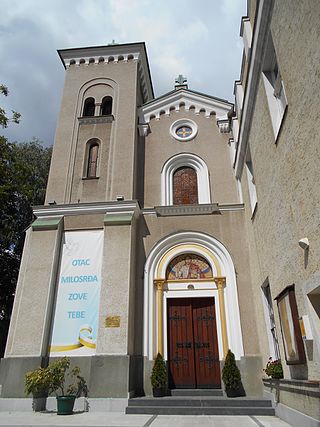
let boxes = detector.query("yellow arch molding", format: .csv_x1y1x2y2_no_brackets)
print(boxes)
156,243,221,277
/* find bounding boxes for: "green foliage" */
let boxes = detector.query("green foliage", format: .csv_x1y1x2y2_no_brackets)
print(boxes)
151,353,168,389
222,349,241,390
264,358,284,379
25,367,51,398
0,85,20,128
46,357,88,397
0,137,52,356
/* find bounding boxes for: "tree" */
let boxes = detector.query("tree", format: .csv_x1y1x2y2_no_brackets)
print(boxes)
0,86,52,356
0,85,21,128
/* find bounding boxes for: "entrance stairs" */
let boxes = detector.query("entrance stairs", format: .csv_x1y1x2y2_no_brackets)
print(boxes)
126,389,275,416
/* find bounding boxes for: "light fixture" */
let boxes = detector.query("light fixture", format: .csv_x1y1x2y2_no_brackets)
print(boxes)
116,195,124,201
298,238,309,250
48,200,56,205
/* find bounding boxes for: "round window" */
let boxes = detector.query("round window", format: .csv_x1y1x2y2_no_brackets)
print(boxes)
176,126,192,139
170,119,198,142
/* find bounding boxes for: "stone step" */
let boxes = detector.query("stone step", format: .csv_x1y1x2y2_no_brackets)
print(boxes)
128,397,273,407
126,405,275,416
170,388,223,397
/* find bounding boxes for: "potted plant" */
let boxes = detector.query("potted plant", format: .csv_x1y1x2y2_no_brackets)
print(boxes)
25,366,50,411
150,353,168,397
264,357,284,379
47,356,88,415
222,349,244,397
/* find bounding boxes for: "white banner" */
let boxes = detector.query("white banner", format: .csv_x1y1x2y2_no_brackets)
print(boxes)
49,230,103,356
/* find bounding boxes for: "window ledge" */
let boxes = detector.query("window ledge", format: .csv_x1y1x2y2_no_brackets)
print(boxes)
78,115,114,124
155,204,220,217
274,105,288,145
251,202,258,220
82,176,99,181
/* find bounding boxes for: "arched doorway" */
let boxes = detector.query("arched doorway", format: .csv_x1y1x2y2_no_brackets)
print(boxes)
166,253,220,388
143,232,244,388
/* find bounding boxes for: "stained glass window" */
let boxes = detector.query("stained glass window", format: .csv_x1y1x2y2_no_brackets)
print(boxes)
173,167,198,205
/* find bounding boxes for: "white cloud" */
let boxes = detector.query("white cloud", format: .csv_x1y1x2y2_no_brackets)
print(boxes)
0,0,246,144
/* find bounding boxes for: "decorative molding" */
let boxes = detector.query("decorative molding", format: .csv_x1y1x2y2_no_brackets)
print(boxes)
217,119,231,133
104,212,134,226
139,88,233,124
169,119,198,141
33,201,139,218
58,43,154,103
161,152,211,205
32,217,63,231
138,123,150,137
234,0,275,178
155,204,219,217
143,204,244,216
78,116,114,125
143,231,244,360
218,203,245,211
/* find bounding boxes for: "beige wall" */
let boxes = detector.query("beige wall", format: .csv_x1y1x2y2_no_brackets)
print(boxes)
5,223,63,357
240,0,320,380
144,110,240,207
142,210,260,356
46,60,140,205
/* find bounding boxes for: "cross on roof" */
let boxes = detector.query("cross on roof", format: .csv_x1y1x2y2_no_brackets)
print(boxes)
175,74,187,85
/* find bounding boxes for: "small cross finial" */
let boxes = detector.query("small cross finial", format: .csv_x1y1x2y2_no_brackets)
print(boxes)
175,74,187,86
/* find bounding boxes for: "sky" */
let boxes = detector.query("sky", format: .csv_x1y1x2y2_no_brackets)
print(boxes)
0,0,246,146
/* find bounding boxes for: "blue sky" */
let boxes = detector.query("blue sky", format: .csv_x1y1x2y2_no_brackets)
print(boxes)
0,0,246,146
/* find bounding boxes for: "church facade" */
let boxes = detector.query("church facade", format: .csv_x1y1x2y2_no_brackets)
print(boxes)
0,0,319,425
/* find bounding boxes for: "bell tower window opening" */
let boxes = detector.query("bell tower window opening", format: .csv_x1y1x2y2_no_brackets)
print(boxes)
100,96,113,116
83,97,95,117
173,166,198,205
87,143,99,178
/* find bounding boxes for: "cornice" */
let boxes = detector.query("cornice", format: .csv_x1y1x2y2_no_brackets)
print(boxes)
234,0,274,178
58,43,154,103
143,203,244,217
138,89,233,124
33,201,139,218
78,116,114,125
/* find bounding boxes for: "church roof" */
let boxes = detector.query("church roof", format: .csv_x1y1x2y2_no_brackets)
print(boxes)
139,87,233,123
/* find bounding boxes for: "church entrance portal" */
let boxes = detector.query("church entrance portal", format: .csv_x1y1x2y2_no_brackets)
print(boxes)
167,297,221,389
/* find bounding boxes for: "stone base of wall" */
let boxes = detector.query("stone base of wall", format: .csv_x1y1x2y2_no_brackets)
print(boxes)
143,355,264,397
0,355,144,398
263,378,320,424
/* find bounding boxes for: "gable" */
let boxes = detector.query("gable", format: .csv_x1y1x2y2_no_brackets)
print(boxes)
138,89,233,125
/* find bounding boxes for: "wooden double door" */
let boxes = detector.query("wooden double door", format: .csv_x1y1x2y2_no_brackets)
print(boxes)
167,297,220,389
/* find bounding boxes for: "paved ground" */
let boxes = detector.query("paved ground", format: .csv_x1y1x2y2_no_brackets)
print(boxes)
0,412,295,427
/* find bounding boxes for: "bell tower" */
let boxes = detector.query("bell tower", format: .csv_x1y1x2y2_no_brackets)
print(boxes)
46,43,153,205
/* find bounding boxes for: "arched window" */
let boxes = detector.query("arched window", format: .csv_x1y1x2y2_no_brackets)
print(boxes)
161,153,211,205
87,142,99,178
173,167,198,205
100,96,112,116
83,97,95,117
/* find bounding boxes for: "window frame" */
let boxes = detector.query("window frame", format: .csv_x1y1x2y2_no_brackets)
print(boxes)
172,166,198,205
84,139,100,179
275,284,306,365
161,153,211,206
262,33,288,141
100,96,113,116
82,97,95,117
